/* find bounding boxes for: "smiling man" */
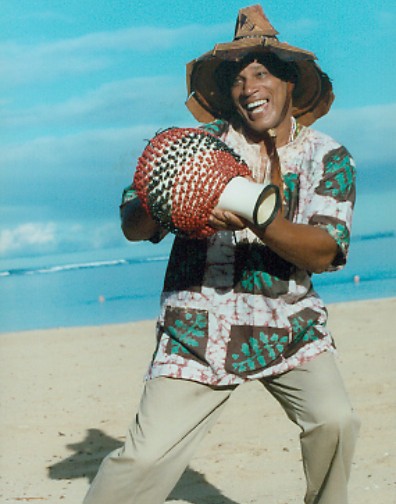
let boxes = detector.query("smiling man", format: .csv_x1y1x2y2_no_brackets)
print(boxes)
230,57,295,140
84,5,360,504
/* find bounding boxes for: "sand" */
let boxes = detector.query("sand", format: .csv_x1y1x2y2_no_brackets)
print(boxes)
1,297,395,503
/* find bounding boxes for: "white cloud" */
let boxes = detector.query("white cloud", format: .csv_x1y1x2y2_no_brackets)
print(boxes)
282,18,319,35
0,124,181,178
0,22,228,85
0,40,110,84
317,102,396,165
0,222,57,255
1,75,187,130
0,220,123,258
377,10,395,32
3,102,394,182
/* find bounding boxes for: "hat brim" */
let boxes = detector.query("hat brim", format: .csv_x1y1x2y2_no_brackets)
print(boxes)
186,39,334,126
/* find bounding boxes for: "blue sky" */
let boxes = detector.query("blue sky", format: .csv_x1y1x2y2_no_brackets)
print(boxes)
1,0,395,259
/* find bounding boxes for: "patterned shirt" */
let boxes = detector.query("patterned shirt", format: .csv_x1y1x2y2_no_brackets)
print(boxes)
124,120,356,386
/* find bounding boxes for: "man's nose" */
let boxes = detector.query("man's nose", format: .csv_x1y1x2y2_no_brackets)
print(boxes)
242,77,258,96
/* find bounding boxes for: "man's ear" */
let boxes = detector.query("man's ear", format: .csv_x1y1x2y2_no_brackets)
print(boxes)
287,81,295,94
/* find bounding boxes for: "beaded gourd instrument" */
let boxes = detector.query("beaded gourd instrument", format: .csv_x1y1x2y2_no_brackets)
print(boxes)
133,127,253,238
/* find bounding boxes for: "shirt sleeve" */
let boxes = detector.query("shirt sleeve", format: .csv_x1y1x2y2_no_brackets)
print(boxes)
120,184,166,244
301,145,356,271
120,184,138,206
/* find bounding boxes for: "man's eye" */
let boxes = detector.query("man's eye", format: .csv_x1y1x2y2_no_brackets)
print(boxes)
231,77,243,87
257,71,268,78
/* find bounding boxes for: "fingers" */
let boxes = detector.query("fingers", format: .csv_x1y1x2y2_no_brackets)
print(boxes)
209,209,247,231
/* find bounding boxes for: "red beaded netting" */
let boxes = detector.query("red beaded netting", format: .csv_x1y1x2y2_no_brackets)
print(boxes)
133,127,252,238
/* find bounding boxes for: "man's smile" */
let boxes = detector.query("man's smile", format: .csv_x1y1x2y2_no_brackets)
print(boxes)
246,98,269,114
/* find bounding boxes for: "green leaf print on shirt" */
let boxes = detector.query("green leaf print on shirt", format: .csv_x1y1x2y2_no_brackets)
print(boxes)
289,308,321,345
241,269,274,292
324,221,350,249
231,330,289,374
167,311,208,356
239,246,275,292
234,243,292,297
318,147,356,201
291,318,318,344
283,173,298,204
282,172,299,219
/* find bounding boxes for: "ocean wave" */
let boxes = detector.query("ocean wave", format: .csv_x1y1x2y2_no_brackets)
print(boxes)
351,230,395,242
0,255,169,277
0,229,394,278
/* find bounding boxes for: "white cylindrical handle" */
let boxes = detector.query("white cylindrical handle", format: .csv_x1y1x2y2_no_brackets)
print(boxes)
217,177,280,228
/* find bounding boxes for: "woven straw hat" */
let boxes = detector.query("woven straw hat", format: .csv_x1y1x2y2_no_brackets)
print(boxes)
186,4,334,126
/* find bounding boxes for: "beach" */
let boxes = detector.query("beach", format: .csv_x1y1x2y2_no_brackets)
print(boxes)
1,297,395,504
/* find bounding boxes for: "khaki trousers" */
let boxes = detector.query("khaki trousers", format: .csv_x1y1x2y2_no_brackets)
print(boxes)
83,352,360,504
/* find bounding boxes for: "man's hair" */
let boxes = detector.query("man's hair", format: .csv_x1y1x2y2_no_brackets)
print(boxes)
215,52,298,97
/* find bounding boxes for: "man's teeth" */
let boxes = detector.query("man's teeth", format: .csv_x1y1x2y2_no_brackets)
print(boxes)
246,99,268,110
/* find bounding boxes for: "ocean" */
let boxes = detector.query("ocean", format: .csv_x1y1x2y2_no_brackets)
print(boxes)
0,231,395,334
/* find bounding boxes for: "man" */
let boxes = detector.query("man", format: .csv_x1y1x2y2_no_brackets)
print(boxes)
84,5,360,504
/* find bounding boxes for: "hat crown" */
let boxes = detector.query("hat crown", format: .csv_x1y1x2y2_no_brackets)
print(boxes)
234,5,278,40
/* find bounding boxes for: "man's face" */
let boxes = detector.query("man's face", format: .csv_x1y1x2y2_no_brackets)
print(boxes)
230,60,294,140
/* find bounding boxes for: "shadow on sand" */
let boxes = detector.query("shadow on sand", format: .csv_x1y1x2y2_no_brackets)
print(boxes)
48,428,241,504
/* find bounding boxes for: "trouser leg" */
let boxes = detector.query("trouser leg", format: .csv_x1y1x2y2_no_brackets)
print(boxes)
83,377,233,504
261,351,360,504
